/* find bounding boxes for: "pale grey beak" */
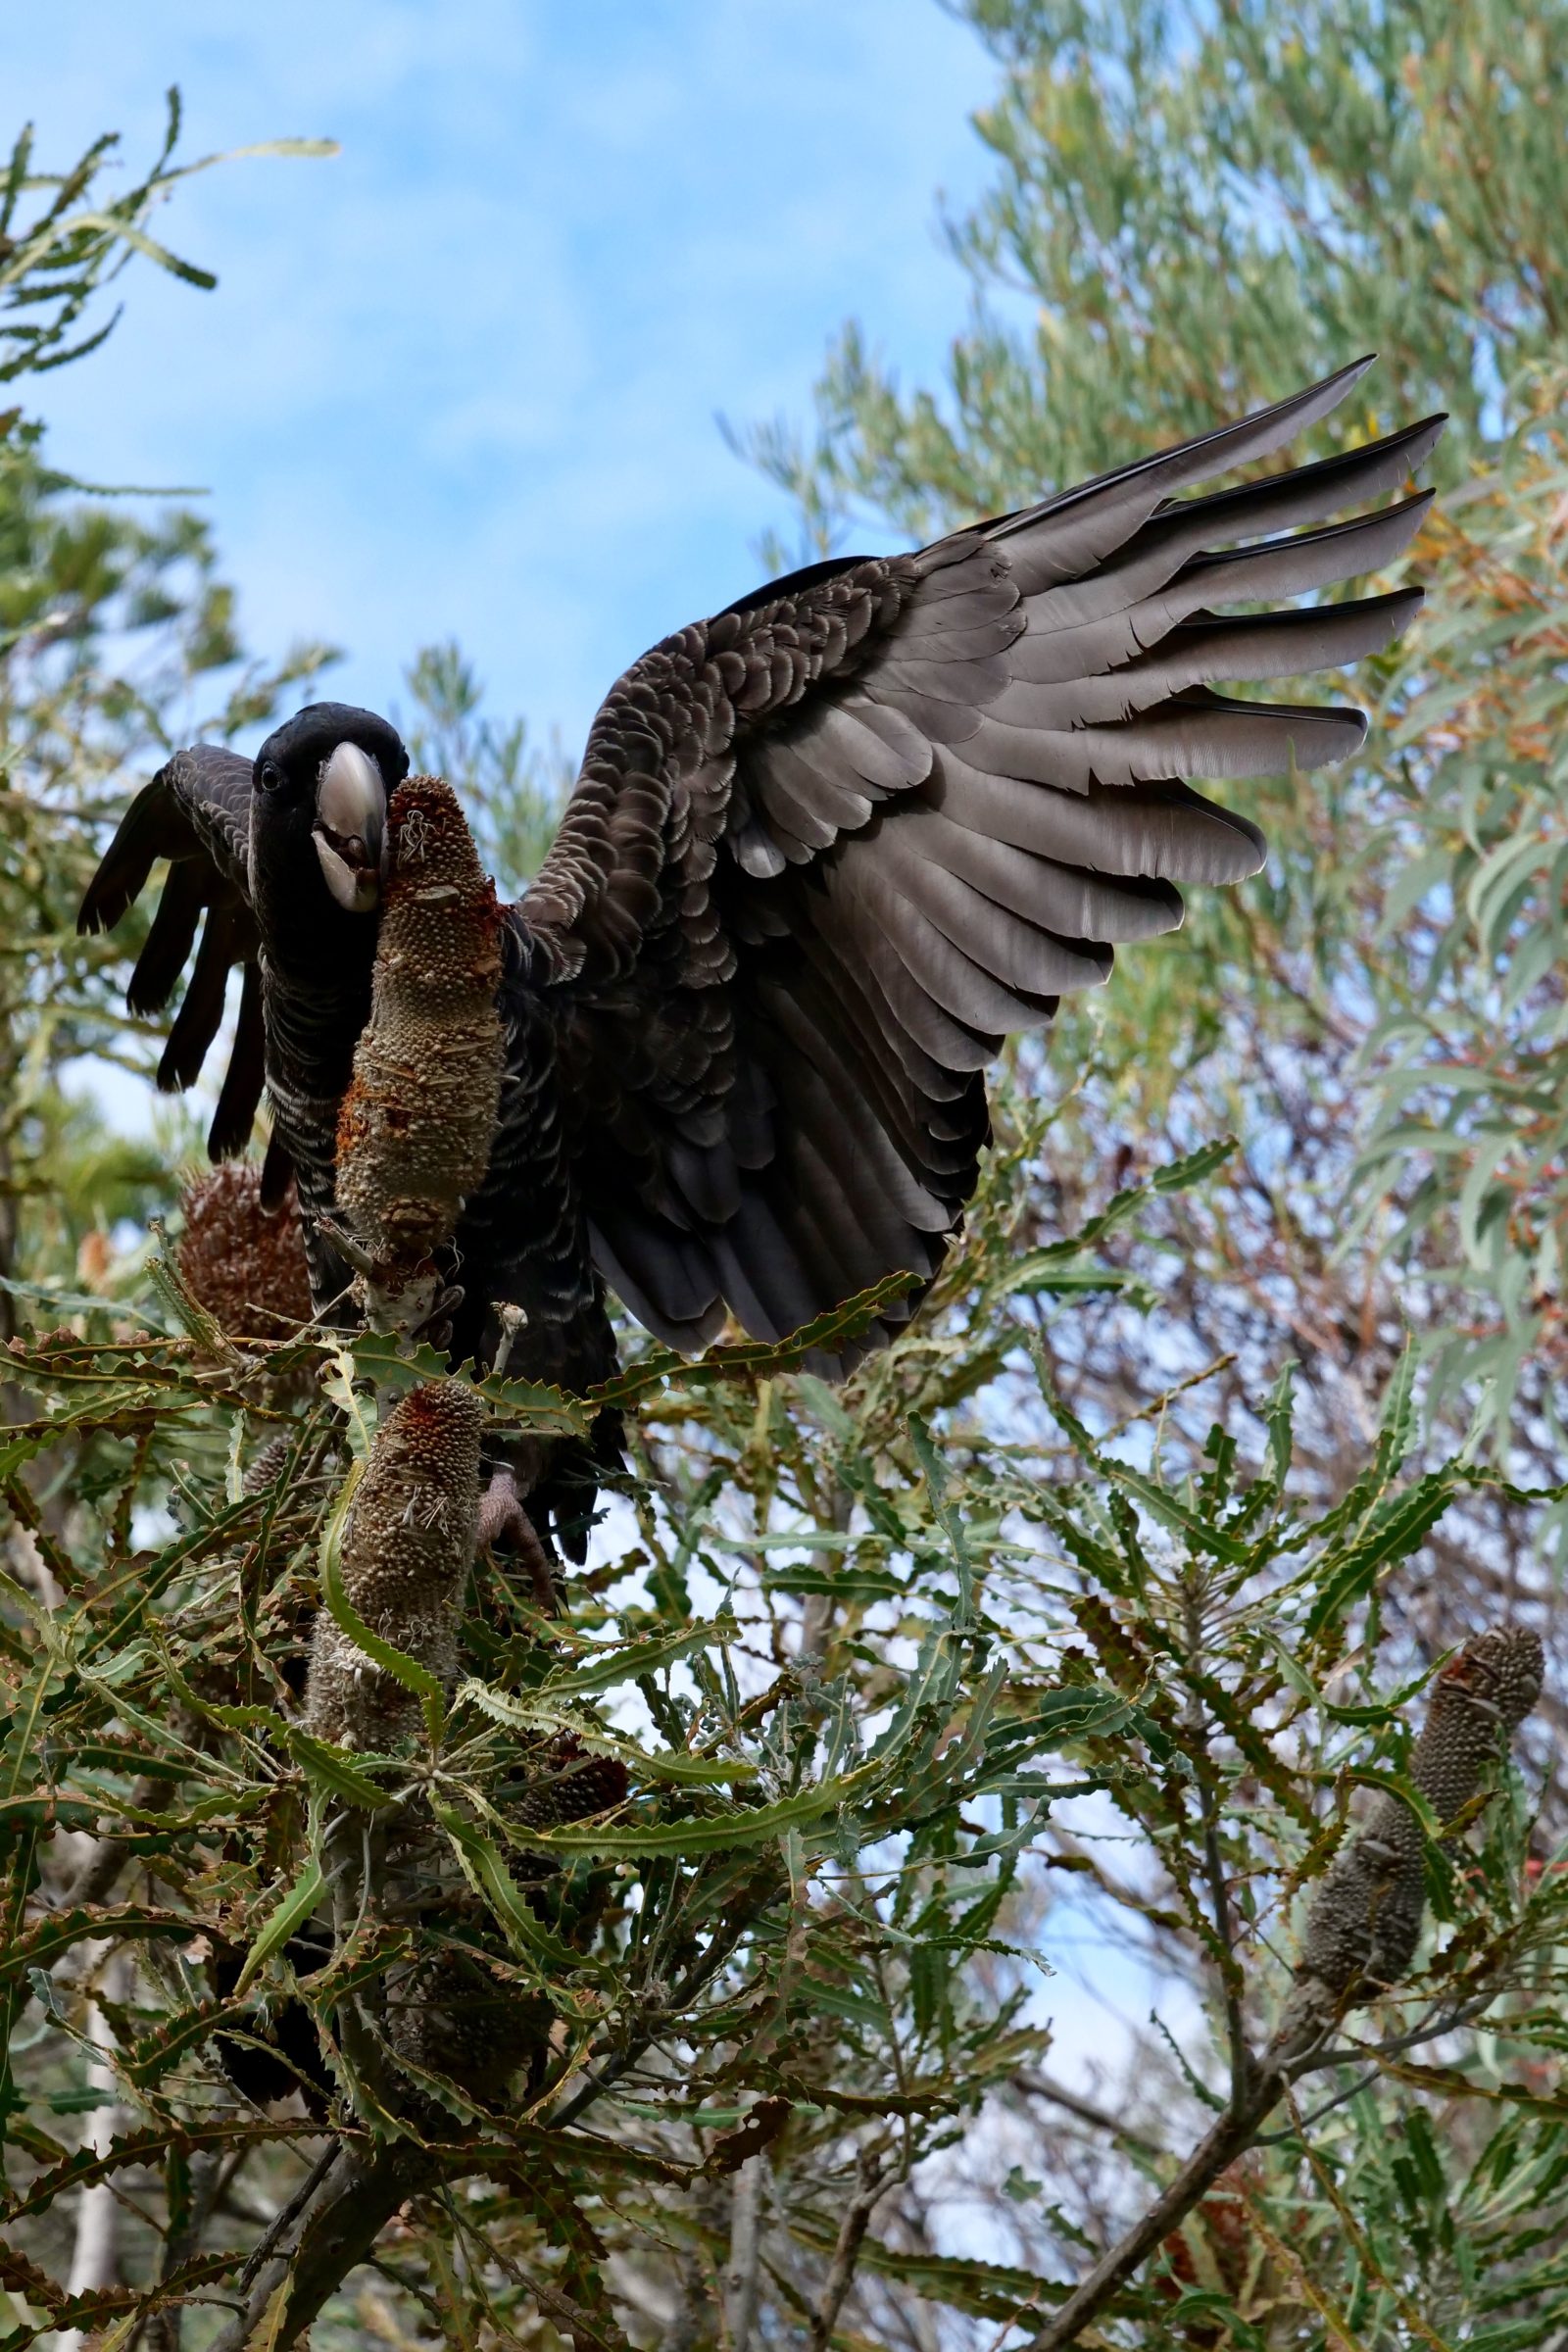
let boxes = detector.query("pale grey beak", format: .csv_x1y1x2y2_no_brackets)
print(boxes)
313,742,386,913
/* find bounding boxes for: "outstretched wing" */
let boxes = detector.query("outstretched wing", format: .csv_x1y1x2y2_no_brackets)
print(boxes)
515,359,1443,1366
78,744,266,1160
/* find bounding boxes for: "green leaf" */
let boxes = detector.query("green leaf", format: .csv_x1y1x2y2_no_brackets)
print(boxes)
586,1272,918,1409
1017,1687,1137,1745
1151,1135,1239,1195
283,1728,398,1811
232,1848,325,1998
508,1756,891,1859
1306,1473,1456,1636
1098,1459,1249,1564
429,1798,585,1973
533,1621,731,1699
321,1345,378,1460
0,1907,200,1986
455,1683,756,1785
345,1331,588,1435
788,2222,1055,2324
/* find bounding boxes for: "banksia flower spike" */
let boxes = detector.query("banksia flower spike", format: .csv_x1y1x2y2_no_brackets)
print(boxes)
1285,1625,1544,2037
176,1162,313,1340
306,1378,486,1749
335,774,504,1315
385,1947,556,2106
513,1740,630,1832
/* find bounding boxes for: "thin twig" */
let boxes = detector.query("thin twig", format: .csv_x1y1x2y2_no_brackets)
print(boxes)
238,2143,338,2290
1183,1584,1249,2096
725,2155,763,2352
207,2142,436,2352
807,2152,886,2352
1018,1625,1543,2349
1011,2071,1160,2161
1017,2063,1284,2352
546,1895,762,2130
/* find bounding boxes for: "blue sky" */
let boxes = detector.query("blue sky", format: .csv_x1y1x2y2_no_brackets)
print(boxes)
7,2,1004,756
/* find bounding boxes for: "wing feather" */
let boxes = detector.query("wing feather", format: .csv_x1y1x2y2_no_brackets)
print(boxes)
79,744,265,1153
209,960,268,1161
516,362,1443,1366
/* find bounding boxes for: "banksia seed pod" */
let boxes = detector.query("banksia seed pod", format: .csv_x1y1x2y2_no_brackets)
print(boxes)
513,1741,630,1832
243,1431,296,1494
1297,1624,1544,2003
335,775,504,1282
305,1379,485,1748
385,1750,628,2106
384,1947,554,2105
1411,1625,1543,1827
176,1163,313,1339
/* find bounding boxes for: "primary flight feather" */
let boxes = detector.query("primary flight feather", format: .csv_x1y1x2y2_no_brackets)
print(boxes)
79,358,1444,1553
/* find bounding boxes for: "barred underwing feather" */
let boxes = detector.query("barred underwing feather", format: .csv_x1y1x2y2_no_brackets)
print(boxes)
208,960,267,1162
861,827,1114,999
926,763,1266,884
523,360,1440,1368
959,694,1368,794
893,805,1185,942
991,590,1420,728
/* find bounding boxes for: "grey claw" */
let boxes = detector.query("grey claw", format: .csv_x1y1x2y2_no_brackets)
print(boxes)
477,1466,561,1613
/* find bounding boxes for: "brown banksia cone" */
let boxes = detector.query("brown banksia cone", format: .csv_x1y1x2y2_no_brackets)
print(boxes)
335,775,504,1288
514,1740,630,1833
176,1163,313,1340
387,1747,628,2108
1296,1625,1544,2009
306,1378,486,1748
384,1945,555,2107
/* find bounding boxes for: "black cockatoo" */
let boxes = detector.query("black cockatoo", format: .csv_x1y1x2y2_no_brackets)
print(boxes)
80,360,1443,1555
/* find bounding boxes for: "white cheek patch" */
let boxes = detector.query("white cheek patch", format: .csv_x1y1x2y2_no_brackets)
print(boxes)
314,830,380,912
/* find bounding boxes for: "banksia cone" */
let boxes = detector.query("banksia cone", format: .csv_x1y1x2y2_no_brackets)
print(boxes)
514,1740,630,1832
176,1163,313,1339
385,1947,554,2105
1297,1625,1544,2007
306,1379,485,1748
335,775,504,1285
386,1745,627,2105
242,1431,295,1495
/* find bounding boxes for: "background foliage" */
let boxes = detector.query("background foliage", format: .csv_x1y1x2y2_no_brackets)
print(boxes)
4,11,1568,2347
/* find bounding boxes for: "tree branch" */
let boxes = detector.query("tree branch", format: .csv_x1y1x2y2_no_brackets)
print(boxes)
208,2142,437,2352
806,2152,886,2352
1012,2070,1160,2161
